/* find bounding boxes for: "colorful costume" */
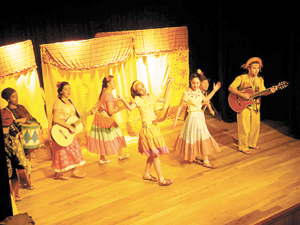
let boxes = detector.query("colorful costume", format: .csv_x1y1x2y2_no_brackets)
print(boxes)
51,99,85,172
1,109,31,179
229,74,266,151
174,88,220,162
6,104,37,123
134,94,169,157
87,92,126,155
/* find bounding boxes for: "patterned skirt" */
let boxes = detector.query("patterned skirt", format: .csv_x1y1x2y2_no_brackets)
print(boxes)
174,111,220,162
138,124,169,158
51,139,85,172
87,111,126,155
4,134,31,179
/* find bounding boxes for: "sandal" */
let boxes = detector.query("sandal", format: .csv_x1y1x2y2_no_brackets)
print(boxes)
22,183,35,190
99,159,111,165
118,154,130,161
25,185,35,190
142,174,158,182
249,146,260,150
193,158,203,165
15,196,22,202
54,174,68,180
158,178,174,186
240,149,252,155
202,162,217,169
72,171,86,179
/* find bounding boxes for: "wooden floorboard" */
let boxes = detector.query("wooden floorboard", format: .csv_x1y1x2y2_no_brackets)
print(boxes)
16,115,300,225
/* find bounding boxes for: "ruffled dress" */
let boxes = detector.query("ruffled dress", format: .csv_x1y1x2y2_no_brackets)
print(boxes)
174,89,220,162
51,99,85,172
134,94,169,158
87,92,126,155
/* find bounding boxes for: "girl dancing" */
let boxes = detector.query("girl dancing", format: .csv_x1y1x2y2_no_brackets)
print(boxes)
87,75,128,165
173,72,221,168
118,77,174,186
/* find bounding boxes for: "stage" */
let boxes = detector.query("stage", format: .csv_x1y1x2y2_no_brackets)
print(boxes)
16,114,300,224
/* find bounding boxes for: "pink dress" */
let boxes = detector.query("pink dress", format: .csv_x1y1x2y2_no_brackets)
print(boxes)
87,92,126,155
51,99,85,172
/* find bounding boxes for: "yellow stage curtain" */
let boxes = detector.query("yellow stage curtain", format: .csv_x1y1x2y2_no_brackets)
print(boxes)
41,35,134,70
40,36,137,140
0,40,48,130
0,40,37,79
41,27,189,139
95,26,189,55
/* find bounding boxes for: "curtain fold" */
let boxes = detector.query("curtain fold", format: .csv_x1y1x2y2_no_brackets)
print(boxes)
0,40,48,130
41,35,134,70
95,26,188,55
0,40,37,79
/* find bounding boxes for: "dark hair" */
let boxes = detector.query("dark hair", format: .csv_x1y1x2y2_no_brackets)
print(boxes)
130,80,141,99
189,73,201,87
99,75,114,99
57,81,69,98
190,73,210,87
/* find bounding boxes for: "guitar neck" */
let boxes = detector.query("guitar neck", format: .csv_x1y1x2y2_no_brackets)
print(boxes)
249,88,272,98
73,108,94,126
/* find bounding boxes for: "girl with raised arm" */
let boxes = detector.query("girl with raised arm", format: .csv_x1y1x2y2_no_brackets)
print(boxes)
118,77,174,186
173,72,221,169
87,75,128,165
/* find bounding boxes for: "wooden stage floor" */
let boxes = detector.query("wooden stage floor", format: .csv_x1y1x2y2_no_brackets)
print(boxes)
16,115,300,225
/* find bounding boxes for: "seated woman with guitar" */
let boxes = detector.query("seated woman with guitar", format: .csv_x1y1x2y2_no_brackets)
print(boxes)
51,81,97,180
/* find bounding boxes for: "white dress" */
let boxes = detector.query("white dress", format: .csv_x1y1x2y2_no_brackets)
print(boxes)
174,88,220,162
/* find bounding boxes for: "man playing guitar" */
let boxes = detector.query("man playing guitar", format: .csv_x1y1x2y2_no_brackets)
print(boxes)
228,57,277,154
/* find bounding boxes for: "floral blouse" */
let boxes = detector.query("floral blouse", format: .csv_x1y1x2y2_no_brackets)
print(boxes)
182,88,205,113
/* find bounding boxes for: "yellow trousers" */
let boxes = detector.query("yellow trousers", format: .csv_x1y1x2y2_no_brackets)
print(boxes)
237,108,260,151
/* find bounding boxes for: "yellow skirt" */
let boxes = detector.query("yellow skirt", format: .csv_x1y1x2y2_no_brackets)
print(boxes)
138,125,169,157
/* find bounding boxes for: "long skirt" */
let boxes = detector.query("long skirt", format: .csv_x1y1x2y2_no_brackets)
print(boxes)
174,111,220,162
4,134,31,179
87,111,126,155
138,125,169,158
51,139,85,172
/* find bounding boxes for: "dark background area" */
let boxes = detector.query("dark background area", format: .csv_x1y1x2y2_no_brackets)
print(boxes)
0,1,299,135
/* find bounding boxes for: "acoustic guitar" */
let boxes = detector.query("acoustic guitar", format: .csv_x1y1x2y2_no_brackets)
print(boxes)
228,81,288,113
51,103,100,146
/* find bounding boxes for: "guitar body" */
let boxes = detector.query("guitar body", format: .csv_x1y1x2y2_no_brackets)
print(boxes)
228,89,254,113
51,116,83,147
228,81,289,113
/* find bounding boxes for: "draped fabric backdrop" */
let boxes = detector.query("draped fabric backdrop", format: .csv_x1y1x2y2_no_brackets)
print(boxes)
41,26,189,138
0,40,48,130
